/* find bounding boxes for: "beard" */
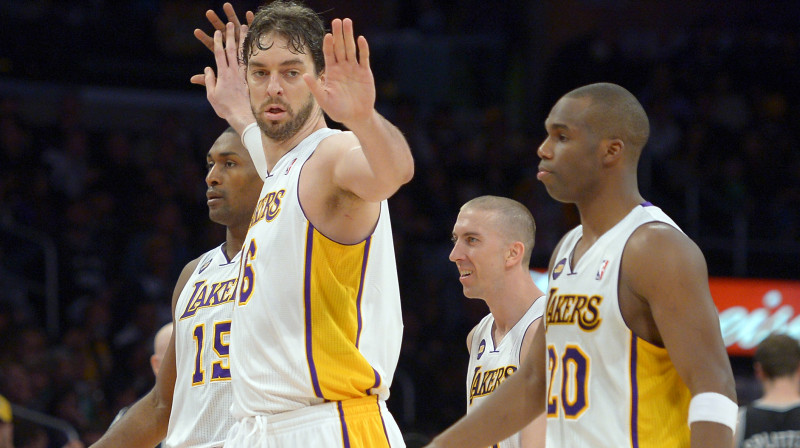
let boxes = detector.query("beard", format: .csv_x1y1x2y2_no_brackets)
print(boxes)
253,94,315,142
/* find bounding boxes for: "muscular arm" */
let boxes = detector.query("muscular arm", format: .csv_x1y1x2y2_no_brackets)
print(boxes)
90,259,200,448
428,323,546,448
623,224,737,448
305,19,414,202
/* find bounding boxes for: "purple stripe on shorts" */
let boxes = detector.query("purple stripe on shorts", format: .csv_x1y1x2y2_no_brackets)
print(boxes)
337,401,351,448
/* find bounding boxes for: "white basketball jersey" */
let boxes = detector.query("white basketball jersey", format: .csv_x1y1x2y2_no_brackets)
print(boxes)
545,203,692,448
166,245,239,448
231,128,403,418
466,296,545,448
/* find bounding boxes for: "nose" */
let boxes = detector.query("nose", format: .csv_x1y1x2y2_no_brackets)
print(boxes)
267,74,283,97
206,164,221,186
449,241,462,262
537,138,552,160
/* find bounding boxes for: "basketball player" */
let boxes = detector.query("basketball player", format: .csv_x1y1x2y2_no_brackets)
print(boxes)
194,1,414,445
735,333,800,447
90,128,263,447
426,83,737,448
451,196,546,448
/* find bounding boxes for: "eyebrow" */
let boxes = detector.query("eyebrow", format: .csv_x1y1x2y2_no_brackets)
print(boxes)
249,58,307,68
207,151,243,159
545,122,570,131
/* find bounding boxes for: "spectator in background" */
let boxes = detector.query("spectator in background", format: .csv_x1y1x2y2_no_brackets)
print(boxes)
734,333,800,448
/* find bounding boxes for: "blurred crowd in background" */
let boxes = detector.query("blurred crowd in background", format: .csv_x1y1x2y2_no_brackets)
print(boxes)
1,0,799,445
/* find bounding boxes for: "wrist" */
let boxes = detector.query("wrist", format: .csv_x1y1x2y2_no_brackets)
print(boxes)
227,113,257,136
340,109,379,134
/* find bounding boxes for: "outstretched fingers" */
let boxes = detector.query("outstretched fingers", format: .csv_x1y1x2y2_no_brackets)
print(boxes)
224,22,237,66
357,35,370,70
213,29,228,69
331,18,346,63
195,3,252,53
203,66,217,92
189,73,206,86
343,19,357,63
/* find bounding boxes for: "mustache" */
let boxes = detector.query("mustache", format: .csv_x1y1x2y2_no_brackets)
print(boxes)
258,98,290,111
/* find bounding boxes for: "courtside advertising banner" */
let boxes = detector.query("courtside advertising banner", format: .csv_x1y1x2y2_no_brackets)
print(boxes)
713,278,800,356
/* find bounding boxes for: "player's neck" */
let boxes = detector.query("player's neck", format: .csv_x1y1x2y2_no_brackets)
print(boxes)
225,228,246,260
487,275,541,334
761,377,800,405
577,187,644,242
262,112,327,171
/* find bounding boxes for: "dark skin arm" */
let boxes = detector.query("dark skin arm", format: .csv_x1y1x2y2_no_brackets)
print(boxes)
620,223,736,447
89,258,199,448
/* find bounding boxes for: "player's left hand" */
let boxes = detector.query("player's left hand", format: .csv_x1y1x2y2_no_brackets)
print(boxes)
304,18,376,127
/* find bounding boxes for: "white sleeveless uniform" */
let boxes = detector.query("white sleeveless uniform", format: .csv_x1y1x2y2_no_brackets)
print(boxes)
466,296,546,448
165,244,239,448
545,203,692,448
226,127,404,447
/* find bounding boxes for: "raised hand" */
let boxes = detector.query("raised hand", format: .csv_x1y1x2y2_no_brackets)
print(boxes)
303,18,376,127
194,2,254,53
191,22,255,133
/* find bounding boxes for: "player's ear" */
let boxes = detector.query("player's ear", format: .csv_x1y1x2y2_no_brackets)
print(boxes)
506,241,525,267
602,138,624,166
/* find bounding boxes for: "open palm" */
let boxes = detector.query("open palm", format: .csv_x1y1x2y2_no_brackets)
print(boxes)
304,18,376,127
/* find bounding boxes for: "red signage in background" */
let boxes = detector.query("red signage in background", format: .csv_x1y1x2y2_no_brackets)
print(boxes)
713,278,800,356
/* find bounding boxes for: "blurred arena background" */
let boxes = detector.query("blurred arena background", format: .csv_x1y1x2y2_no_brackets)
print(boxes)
0,0,799,445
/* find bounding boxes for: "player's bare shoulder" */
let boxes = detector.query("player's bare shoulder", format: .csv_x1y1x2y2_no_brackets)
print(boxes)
621,221,709,305
625,222,703,269
314,130,359,158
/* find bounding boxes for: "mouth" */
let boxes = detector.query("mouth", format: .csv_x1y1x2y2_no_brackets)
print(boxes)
263,104,287,120
458,269,473,279
206,191,223,204
537,165,552,180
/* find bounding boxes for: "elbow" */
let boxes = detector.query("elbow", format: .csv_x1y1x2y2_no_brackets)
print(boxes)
399,154,415,185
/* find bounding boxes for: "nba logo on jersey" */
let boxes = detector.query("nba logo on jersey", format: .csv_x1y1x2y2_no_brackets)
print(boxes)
477,339,486,360
285,158,297,175
595,259,610,280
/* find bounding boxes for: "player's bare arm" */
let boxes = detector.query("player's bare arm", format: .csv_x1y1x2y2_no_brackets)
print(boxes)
426,323,547,448
518,318,546,448
304,19,414,202
622,223,736,448
466,325,478,353
90,258,199,448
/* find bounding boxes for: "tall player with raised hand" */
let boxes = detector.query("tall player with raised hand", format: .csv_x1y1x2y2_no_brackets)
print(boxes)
195,2,414,446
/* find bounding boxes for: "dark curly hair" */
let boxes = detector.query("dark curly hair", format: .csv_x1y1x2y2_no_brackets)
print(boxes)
242,1,326,75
